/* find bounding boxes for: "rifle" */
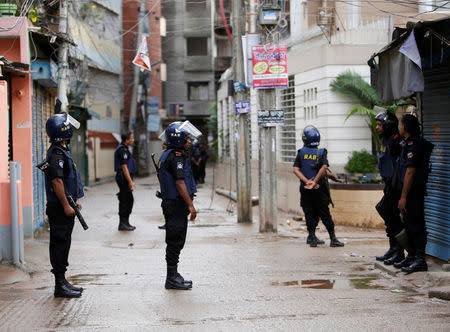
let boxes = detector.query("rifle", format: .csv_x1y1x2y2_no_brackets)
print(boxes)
151,153,162,199
36,158,89,230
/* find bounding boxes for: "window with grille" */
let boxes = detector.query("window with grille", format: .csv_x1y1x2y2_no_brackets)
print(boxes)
186,37,208,56
188,81,209,101
280,76,296,162
186,0,206,10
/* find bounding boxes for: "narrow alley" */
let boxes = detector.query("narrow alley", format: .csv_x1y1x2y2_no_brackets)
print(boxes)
0,170,448,331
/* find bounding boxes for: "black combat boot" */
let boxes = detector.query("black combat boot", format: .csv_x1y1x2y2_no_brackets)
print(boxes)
376,238,397,261
118,217,134,231
54,274,82,298
63,276,83,293
393,253,415,269
158,224,166,230
165,266,192,290
401,251,428,274
307,233,324,247
329,231,344,247
383,246,405,265
125,216,136,230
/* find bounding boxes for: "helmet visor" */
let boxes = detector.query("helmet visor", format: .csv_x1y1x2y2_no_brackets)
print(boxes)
178,120,202,139
158,130,166,141
65,113,80,129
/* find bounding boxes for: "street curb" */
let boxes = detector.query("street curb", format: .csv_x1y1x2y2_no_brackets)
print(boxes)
428,286,450,301
374,262,401,276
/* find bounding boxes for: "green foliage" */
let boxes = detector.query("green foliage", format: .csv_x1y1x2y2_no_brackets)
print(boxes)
28,6,39,23
330,71,401,153
345,150,378,174
80,1,104,23
330,71,379,108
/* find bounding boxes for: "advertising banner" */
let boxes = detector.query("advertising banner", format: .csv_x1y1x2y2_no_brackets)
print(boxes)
252,45,288,89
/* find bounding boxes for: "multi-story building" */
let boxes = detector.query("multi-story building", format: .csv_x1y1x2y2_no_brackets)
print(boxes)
162,0,219,133
65,0,123,184
122,0,164,174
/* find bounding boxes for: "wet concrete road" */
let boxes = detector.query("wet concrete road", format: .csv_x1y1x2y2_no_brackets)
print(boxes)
0,170,449,331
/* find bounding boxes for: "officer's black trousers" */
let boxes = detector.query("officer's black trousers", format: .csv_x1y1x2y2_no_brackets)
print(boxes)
376,180,403,240
162,198,189,266
300,186,335,234
191,164,200,182
199,160,206,180
47,202,75,276
404,189,427,256
116,171,134,220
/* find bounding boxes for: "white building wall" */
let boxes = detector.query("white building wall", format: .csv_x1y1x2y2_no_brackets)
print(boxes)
293,65,372,170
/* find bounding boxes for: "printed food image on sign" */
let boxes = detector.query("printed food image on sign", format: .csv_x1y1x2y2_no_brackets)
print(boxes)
252,44,288,89
253,62,268,74
269,65,285,74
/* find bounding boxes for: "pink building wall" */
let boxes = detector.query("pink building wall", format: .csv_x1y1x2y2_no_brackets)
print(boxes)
0,17,33,234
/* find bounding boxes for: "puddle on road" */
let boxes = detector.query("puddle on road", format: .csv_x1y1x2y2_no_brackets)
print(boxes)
190,224,220,228
103,241,158,249
67,274,107,284
346,240,388,246
271,277,384,290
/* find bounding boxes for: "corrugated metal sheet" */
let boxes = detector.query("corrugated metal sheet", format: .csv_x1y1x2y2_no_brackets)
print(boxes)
422,65,450,261
32,84,46,232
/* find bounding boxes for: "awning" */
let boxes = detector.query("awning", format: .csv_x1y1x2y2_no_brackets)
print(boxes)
368,17,450,103
0,56,29,75
88,130,118,149
87,109,101,120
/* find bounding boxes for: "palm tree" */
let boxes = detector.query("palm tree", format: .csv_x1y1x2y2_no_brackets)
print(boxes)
330,71,396,153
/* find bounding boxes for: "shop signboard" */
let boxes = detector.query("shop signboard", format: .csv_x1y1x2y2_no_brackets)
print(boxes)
252,44,288,89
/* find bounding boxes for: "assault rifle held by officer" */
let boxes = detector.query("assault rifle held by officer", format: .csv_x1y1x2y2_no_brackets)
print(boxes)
37,158,88,230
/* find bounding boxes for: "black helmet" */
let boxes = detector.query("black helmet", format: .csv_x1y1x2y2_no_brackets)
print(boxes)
45,113,74,143
164,121,186,148
376,111,398,137
302,125,320,147
163,121,202,148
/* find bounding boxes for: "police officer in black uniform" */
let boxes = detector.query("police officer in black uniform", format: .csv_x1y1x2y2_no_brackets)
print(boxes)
114,132,136,231
159,121,199,290
191,141,202,184
394,114,433,274
198,142,208,184
45,113,85,298
374,111,404,265
293,126,344,248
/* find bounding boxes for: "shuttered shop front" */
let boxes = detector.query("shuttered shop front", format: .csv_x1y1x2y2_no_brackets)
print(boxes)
422,65,450,261
32,83,53,232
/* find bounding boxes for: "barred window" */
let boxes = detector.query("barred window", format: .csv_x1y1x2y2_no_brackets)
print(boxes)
280,76,296,162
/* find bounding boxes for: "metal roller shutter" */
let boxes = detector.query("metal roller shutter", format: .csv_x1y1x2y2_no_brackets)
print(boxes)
32,83,46,232
422,65,450,261
32,84,54,233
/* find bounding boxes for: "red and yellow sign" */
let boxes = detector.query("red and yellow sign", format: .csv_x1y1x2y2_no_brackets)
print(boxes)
252,45,288,89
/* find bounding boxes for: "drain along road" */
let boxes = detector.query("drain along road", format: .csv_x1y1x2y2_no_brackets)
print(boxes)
0,171,448,331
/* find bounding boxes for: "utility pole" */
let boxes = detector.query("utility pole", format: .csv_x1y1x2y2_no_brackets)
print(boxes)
258,0,279,232
232,0,252,223
128,0,146,131
258,89,277,233
57,0,69,113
